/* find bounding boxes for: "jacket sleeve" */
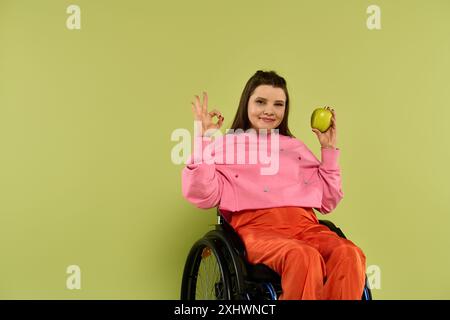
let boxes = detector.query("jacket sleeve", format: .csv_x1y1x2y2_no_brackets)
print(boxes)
181,136,224,209
316,147,344,214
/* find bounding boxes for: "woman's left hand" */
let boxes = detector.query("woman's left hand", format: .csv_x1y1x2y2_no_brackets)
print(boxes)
311,106,337,148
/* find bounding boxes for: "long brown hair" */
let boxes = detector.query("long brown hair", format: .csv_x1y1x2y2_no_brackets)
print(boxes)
229,70,295,137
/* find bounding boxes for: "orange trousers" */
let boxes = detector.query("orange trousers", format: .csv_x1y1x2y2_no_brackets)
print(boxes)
229,206,366,300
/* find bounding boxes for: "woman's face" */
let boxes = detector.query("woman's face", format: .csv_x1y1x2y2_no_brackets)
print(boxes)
248,85,286,132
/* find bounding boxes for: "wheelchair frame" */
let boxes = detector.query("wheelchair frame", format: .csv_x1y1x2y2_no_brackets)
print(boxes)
181,207,372,300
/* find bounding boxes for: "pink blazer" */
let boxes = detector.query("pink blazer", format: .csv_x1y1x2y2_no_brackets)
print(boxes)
181,131,344,222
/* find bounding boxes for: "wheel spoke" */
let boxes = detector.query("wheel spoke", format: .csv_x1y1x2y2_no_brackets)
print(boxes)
195,245,223,300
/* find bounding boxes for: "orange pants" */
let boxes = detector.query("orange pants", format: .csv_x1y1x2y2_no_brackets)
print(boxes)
229,206,366,300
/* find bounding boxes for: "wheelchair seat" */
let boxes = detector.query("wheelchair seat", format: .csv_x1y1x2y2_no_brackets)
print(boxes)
246,263,281,282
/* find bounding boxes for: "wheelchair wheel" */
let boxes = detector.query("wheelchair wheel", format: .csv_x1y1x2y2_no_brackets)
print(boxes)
181,237,232,300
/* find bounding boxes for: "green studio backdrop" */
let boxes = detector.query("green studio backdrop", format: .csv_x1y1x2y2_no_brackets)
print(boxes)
0,0,449,299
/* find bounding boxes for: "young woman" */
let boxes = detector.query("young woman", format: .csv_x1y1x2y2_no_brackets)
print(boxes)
181,70,366,300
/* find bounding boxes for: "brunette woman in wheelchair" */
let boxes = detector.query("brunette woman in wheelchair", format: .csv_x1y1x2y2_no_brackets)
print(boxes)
181,70,371,300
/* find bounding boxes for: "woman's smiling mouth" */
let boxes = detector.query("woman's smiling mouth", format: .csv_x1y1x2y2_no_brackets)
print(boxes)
260,117,276,123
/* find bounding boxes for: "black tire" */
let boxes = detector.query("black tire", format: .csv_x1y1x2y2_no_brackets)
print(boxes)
204,229,248,300
181,237,232,300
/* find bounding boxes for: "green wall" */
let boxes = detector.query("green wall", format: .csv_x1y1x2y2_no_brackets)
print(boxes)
0,0,449,299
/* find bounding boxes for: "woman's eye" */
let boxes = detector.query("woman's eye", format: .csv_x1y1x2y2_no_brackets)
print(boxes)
256,100,263,104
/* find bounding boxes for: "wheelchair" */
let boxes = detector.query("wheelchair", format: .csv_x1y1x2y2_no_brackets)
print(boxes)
181,207,372,300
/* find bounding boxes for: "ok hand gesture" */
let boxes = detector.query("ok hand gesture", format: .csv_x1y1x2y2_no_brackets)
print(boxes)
191,92,224,137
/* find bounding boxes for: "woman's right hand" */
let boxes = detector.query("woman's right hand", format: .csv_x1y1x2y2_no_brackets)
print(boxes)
191,91,224,137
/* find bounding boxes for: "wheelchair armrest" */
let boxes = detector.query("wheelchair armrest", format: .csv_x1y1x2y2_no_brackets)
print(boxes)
216,208,247,259
319,220,347,239
220,219,247,259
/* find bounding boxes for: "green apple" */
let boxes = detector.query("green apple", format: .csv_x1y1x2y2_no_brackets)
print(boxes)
311,107,332,133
